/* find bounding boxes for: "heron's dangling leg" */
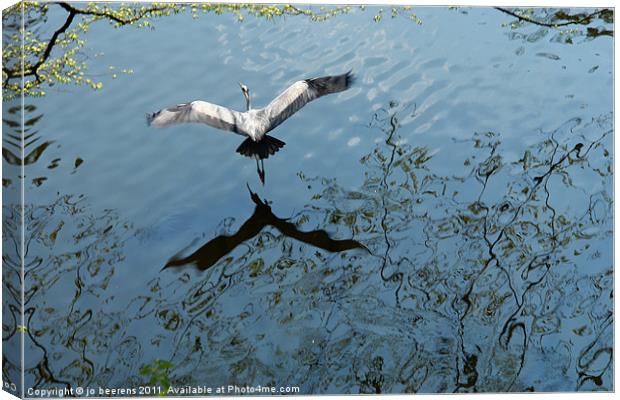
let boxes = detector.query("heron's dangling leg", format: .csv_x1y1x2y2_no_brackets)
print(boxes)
256,158,265,185
261,159,265,183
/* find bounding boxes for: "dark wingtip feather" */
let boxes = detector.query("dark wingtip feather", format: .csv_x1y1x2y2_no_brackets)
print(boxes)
146,111,158,126
344,70,355,89
306,71,355,96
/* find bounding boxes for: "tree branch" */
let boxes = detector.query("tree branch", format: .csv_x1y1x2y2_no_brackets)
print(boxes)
495,7,605,28
57,1,171,26
3,5,76,86
3,2,172,87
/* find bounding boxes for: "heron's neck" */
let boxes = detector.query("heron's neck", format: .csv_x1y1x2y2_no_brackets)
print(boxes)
245,94,251,111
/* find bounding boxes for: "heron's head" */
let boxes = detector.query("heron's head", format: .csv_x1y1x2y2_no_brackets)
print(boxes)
238,82,250,97
239,82,251,110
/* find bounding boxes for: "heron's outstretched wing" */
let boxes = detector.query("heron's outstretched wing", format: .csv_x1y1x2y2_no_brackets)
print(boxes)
146,101,243,133
262,71,354,132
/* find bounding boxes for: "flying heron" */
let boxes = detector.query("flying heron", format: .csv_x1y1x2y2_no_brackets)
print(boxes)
147,71,355,183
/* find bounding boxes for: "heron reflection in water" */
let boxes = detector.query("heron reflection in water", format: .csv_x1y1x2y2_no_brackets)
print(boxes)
147,71,354,184
163,185,369,271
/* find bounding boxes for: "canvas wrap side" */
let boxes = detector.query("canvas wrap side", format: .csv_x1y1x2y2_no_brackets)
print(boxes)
2,2,24,398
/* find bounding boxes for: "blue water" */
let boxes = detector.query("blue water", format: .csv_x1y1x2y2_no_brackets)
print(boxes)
2,4,613,394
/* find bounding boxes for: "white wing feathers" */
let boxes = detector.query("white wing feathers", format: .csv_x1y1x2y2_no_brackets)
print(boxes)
263,71,354,131
147,101,242,133
146,71,354,139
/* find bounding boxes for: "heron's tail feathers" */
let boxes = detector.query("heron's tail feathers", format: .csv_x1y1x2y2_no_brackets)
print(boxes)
236,135,286,160
306,71,355,97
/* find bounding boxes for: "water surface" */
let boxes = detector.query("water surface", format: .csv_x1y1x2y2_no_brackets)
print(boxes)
2,4,613,394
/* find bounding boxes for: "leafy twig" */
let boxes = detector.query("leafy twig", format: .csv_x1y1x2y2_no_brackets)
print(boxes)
495,7,605,28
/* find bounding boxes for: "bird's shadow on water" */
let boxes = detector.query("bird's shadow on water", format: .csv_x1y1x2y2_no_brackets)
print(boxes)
162,183,369,272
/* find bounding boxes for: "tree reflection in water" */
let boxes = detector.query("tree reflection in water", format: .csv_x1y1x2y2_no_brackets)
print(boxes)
3,103,98,390
146,104,612,392
3,104,612,392
3,195,132,391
